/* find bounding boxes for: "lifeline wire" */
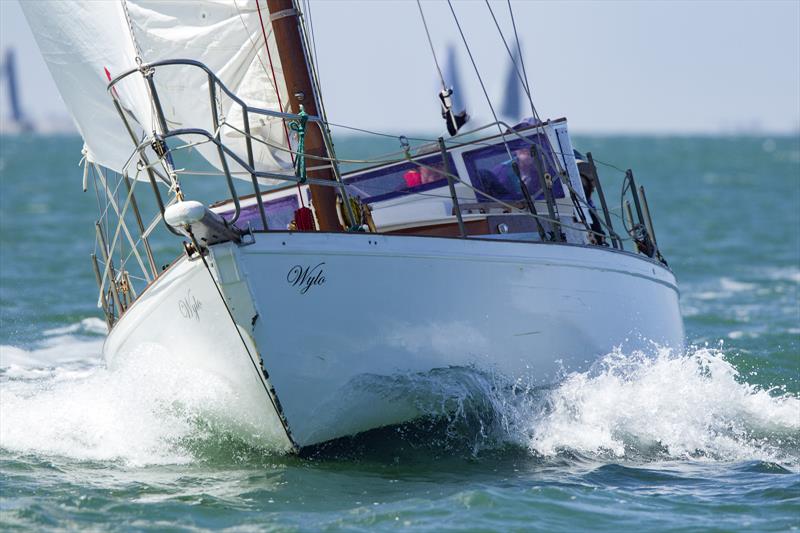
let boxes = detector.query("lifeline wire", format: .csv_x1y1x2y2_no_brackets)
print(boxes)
232,0,273,91
402,146,621,242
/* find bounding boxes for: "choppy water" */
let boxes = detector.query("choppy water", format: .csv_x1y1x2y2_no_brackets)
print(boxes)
1,134,798,531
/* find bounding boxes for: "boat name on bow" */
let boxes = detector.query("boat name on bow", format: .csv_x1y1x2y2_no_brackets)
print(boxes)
178,290,202,321
287,263,326,294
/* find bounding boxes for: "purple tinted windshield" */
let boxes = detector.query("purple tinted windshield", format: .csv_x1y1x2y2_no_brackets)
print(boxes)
462,135,564,202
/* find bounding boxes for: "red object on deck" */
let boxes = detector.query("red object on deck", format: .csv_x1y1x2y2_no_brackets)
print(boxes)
294,206,316,231
403,169,422,188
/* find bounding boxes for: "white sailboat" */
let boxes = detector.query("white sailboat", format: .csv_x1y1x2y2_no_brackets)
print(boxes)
22,0,683,452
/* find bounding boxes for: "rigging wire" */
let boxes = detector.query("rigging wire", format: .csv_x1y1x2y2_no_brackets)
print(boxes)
232,0,273,87
506,0,538,122
297,8,345,185
299,0,338,168
167,112,630,182
402,148,624,242
416,0,447,91
303,0,323,92
295,1,355,228
482,0,566,182
484,0,539,122
446,0,513,160
254,0,294,158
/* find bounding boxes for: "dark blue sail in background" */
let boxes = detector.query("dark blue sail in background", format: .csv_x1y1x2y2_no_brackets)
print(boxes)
500,42,523,121
1,49,33,132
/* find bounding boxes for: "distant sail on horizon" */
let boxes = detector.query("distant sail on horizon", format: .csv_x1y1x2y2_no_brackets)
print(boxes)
500,41,523,121
1,49,34,132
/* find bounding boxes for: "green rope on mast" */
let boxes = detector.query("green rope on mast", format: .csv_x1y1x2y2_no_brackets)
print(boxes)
288,106,367,233
289,106,309,184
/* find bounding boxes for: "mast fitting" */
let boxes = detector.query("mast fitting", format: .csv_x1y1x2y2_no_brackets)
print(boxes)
270,8,299,22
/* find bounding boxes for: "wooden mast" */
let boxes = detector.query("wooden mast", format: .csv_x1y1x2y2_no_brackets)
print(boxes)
265,0,340,232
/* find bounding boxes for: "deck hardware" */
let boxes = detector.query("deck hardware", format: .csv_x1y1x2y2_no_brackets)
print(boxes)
586,152,622,250
95,222,125,316
91,253,113,329
241,101,269,231
123,174,158,277
639,185,658,253
626,169,647,230
531,143,562,241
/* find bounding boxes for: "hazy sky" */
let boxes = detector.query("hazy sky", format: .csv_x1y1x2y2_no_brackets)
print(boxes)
2,0,799,135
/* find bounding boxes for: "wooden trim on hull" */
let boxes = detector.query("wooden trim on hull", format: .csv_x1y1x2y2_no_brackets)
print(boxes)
388,219,489,237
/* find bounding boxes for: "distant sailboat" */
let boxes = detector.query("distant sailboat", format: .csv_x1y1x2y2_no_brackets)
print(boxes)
0,49,34,133
500,41,523,122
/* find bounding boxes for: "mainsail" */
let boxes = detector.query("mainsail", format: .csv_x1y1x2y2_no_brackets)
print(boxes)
21,0,294,179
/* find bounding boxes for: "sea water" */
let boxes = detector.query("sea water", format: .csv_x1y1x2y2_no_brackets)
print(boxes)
1,134,798,531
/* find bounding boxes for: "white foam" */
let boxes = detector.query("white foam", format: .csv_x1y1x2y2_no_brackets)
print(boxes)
42,317,107,337
2,320,797,467
527,347,800,463
0,339,280,466
761,266,800,284
719,277,757,292
0,338,104,369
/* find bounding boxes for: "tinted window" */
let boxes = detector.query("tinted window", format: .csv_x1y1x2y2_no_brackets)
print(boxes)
344,153,457,203
462,136,564,203
236,194,298,231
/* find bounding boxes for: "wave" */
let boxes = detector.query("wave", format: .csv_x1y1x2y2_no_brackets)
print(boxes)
526,347,798,464
0,321,797,467
0,317,106,370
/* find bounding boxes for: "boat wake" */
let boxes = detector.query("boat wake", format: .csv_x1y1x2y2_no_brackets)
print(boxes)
1,321,797,467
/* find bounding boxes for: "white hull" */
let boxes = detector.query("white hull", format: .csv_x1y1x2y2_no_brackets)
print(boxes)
105,233,683,450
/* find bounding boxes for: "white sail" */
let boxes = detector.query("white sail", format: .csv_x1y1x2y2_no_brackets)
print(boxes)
22,0,294,179
19,1,154,174
125,0,295,178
